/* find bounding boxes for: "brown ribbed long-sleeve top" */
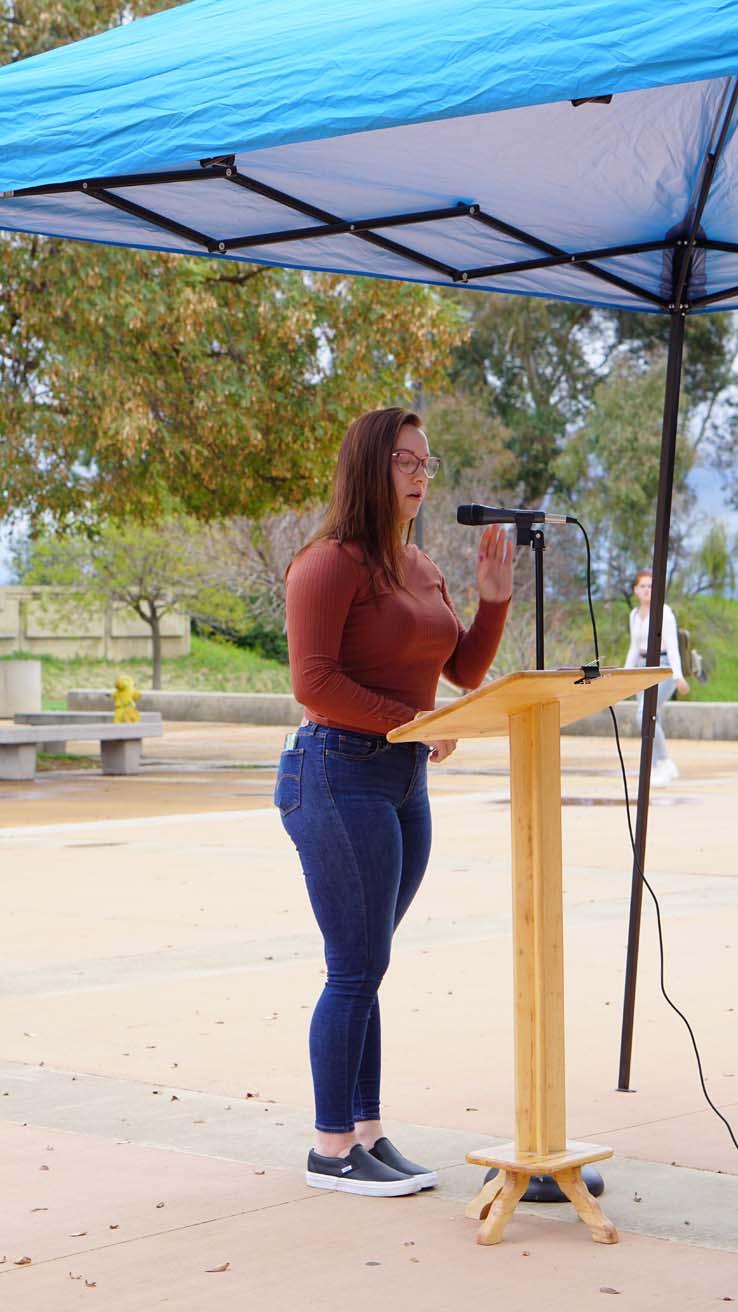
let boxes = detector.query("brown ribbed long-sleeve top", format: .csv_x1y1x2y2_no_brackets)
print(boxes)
286,539,509,735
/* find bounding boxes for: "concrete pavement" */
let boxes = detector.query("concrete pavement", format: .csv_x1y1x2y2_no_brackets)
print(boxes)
0,725,736,1309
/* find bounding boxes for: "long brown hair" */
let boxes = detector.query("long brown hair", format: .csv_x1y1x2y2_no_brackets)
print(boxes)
294,406,422,587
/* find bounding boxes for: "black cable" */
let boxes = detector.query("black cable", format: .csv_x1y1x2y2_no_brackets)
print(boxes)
572,517,600,668
571,516,738,1152
608,706,738,1150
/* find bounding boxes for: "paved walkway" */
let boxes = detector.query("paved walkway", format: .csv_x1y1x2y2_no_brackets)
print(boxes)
0,726,736,1309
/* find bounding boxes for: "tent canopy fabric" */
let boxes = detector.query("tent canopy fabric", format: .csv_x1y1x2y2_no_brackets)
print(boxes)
1,0,738,313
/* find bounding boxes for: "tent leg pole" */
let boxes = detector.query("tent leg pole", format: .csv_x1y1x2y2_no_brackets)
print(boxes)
617,309,686,1092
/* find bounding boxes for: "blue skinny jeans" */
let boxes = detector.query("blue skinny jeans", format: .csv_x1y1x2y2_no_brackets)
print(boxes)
274,722,432,1134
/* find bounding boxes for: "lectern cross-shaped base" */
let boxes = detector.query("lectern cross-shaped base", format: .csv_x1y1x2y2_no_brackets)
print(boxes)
389,667,669,1248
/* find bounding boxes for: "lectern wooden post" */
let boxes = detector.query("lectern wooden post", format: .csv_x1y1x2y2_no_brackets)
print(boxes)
388,667,669,1247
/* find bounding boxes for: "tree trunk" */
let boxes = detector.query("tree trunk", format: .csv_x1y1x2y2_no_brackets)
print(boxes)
150,611,163,690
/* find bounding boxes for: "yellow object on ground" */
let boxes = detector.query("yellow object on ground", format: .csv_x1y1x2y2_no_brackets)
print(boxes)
112,674,141,723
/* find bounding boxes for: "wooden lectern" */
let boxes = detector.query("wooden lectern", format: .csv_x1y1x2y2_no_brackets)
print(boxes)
388,666,669,1247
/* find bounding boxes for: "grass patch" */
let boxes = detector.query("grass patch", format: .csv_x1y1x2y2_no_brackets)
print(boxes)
28,633,292,708
37,753,97,772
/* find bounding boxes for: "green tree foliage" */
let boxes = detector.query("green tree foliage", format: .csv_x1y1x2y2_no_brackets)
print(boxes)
1,243,463,526
0,1,177,63
554,355,695,593
685,521,737,596
442,295,600,502
428,290,738,594
18,519,243,688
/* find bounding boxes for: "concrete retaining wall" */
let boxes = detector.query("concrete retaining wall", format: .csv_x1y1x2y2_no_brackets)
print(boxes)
0,586,190,660
67,688,738,738
68,689,303,724
561,700,738,740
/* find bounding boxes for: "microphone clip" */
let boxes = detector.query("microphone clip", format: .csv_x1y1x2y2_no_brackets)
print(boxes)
515,514,543,548
575,662,601,685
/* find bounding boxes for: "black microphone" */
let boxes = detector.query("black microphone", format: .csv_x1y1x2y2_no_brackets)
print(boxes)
456,503,574,526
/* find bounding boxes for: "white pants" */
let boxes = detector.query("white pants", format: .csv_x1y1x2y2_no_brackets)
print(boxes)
635,655,675,766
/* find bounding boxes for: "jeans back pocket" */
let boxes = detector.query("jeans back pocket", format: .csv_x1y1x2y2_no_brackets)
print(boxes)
274,748,304,815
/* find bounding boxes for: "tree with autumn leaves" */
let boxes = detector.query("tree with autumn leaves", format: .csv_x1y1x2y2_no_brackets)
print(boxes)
0,2,465,531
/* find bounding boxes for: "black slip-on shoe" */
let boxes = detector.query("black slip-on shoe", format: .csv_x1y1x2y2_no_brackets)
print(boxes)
369,1136,438,1189
306,1145,421,1196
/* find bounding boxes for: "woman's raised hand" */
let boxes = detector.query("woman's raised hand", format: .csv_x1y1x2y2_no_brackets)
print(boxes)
477,524,513,603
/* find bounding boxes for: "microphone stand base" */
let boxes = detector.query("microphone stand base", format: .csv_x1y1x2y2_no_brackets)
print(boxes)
483,1164,605,1202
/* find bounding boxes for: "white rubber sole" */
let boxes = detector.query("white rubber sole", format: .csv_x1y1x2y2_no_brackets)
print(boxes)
410,1170,438,1189
306,1171,421,1196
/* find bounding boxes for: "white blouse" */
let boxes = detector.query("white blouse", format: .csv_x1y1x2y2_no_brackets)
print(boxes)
624,603,683,680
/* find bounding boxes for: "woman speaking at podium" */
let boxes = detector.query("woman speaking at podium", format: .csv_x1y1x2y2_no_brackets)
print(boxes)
275,406,512,1197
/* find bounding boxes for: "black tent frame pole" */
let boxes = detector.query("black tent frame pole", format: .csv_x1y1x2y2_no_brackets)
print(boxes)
617,77,738,1090
617,306,686,1090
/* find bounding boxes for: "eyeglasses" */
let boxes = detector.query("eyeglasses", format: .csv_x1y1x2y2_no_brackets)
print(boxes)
392,449,441,478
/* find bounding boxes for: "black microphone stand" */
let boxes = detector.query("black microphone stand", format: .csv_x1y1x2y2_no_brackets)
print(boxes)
514,513,546,671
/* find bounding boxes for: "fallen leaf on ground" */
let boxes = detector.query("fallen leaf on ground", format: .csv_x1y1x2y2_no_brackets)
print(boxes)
69,1232,87,1238
39,1165,50,1171
253,1169,266,1176
68,1272,82,1280
599,1289,621,1296
15,1257,32,1266
85,1280,96,1287
170,1095,179,1102
205,1263,230,1273
155,1202,165,1209
30,1208,48,1213
109,1224,119,1230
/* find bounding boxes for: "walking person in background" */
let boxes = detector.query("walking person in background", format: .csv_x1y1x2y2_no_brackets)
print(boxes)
624,568,689,786
275,406,512,1197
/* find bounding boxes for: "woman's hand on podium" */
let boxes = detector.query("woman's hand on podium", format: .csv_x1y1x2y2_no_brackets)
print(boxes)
414,712,457,764
428,738,457,764
477,524,513,603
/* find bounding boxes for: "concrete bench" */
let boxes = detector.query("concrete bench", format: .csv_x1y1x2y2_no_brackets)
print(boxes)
0,720,163,781
14,711,161,754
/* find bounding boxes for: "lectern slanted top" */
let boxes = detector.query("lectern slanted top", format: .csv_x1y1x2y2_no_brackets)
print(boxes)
387,666,668,743
388,666,669,1247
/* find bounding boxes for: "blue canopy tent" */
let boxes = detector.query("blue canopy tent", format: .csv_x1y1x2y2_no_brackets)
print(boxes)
1,0,737,1089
